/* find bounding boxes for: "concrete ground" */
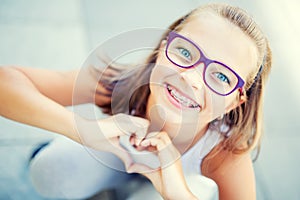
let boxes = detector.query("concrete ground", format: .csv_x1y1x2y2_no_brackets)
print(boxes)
0,0,299,199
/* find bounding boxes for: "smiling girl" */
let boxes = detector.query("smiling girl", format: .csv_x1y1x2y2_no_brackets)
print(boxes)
0,3,272,200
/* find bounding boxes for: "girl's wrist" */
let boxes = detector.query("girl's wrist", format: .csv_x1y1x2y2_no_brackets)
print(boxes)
67,115,107,147
61,111,85,144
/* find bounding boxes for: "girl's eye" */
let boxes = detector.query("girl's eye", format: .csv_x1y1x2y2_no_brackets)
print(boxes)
215,72,230,84
178,48,192,60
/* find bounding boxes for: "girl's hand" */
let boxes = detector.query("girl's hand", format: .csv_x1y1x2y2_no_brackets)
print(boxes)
127,131,198,200
75,113,149,169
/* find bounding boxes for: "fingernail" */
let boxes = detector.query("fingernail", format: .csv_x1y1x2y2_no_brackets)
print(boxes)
141,140,149,146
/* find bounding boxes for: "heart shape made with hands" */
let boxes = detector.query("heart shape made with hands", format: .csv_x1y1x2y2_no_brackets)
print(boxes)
119,134,161,169
119,104,167,169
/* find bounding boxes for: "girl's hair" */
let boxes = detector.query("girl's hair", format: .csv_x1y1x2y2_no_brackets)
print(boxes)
97,3,272,157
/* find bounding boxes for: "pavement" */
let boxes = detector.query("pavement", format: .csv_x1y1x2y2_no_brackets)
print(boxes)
0,0,300,199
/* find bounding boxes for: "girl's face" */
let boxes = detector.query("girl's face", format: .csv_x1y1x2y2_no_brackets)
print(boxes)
149,13,258,141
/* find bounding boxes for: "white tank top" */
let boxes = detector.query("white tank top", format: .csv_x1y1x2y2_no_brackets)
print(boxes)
181,129,222,175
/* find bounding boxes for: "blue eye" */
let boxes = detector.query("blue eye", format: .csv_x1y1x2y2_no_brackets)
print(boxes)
178,48,191,60
216,72,230,84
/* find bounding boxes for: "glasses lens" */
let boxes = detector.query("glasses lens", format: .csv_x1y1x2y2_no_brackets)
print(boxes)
204,62,239,95
166,37,201,68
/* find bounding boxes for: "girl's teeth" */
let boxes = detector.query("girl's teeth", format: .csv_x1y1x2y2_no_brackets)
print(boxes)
167,84,200,109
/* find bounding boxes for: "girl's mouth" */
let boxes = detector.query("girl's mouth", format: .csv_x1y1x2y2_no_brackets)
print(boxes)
164,83,201,112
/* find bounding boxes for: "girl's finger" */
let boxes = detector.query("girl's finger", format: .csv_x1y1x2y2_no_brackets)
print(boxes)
135,131,159,147
140,139,150,147
146,131,160,139
151,132,181,168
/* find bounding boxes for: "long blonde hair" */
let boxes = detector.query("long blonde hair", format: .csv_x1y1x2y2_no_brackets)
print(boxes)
98,3,272,156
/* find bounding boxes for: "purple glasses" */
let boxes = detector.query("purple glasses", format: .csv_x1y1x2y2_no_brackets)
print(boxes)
165,31,245,96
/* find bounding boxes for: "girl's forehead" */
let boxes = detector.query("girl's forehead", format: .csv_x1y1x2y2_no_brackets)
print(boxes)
177,14,258,81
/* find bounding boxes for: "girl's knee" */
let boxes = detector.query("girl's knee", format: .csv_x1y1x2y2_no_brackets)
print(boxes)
29,156,98,199
29,154,130,199
29,165,98,199
28,138,130,199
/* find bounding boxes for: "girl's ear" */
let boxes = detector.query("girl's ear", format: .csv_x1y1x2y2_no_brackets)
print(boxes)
238,88,247,105
239,94,247,104
225,93,247,113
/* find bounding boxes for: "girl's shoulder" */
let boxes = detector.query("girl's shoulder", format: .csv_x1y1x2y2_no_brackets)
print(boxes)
202,145,256,199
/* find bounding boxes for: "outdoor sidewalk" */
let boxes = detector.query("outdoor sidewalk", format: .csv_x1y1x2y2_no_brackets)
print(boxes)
0,0,299,199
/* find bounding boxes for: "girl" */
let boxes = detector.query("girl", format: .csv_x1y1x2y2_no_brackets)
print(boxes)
0,3,272,200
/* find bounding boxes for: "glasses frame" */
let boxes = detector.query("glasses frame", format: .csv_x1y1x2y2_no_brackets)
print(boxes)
165,31,245,96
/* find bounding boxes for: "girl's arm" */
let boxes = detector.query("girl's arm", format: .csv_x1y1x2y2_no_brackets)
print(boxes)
0,66,88,142
0,66,148,151
202,147,256,200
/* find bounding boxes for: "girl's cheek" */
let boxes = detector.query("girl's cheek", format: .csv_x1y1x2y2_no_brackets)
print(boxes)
209,94,239,120
204,94,226,119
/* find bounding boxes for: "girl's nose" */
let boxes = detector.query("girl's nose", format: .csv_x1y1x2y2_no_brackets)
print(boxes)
180,67,205,91
179,67,206,109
